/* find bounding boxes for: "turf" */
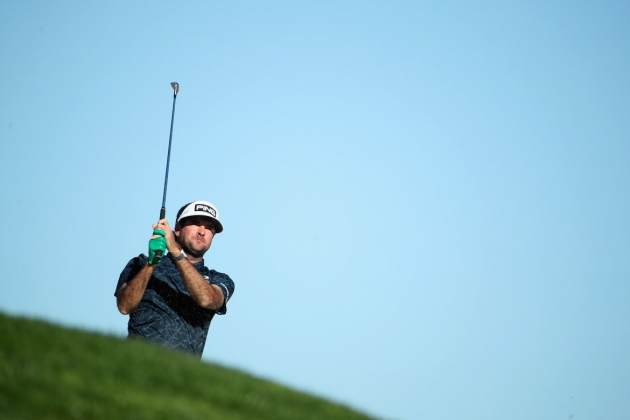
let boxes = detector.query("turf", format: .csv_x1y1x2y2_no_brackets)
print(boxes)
0,312,376,420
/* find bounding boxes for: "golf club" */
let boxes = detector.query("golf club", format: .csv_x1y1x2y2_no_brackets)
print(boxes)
154,81,179,263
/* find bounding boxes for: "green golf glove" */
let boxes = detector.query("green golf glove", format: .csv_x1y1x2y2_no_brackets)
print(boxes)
148,229,167,265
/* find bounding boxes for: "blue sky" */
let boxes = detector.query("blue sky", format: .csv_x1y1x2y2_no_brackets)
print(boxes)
1,1,629,419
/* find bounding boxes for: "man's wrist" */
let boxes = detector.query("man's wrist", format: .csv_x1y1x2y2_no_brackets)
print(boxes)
169,249,186,262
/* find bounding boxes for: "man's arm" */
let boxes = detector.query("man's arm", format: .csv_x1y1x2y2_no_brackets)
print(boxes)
116,264,154,315
173,257,225,310
116,223,168,315
155,217,225,311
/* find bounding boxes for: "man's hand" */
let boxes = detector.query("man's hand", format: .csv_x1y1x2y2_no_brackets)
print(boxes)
148,229,167,265
152,219,180,256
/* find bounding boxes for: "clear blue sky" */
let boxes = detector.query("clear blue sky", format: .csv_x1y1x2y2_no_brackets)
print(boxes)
1,2,629,419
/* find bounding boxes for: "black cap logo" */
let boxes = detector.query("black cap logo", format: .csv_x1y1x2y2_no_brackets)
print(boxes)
195,203,217,218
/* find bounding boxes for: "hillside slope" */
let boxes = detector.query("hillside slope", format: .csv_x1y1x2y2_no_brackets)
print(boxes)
0,313,377,420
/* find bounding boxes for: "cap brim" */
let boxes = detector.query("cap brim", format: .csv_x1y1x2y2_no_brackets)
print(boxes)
179,215,223,233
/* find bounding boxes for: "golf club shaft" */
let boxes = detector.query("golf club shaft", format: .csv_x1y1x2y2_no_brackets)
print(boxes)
155,82,179,263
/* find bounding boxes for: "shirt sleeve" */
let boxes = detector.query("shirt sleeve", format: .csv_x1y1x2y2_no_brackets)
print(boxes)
210,271,235,315
114,254,148,296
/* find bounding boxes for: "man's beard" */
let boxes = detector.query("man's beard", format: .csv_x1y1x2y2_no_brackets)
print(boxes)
180,239,207,259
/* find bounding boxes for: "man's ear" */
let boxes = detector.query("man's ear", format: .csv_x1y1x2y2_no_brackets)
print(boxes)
174,222,181,237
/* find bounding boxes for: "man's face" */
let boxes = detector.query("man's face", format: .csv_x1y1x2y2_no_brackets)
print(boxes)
175,216,216,258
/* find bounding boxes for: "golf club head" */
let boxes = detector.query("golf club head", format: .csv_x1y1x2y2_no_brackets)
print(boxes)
171,82,179,97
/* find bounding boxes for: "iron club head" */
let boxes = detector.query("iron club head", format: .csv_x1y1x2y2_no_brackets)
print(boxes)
171,82,179,97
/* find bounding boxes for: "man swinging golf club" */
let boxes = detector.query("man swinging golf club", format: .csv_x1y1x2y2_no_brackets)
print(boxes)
115,83,233,357
115,201,235,357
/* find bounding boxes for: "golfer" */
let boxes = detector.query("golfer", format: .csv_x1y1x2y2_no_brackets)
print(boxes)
115,200,235,357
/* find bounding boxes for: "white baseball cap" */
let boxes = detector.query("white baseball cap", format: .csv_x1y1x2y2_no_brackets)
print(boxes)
176,200,223,233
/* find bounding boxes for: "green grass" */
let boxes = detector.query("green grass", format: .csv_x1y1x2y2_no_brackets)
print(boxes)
0,312,377,420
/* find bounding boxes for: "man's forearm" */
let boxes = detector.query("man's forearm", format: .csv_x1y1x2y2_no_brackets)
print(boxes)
175,259,224,310
116,264,154,315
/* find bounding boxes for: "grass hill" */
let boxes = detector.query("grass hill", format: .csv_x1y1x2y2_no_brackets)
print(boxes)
0,312,377,420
